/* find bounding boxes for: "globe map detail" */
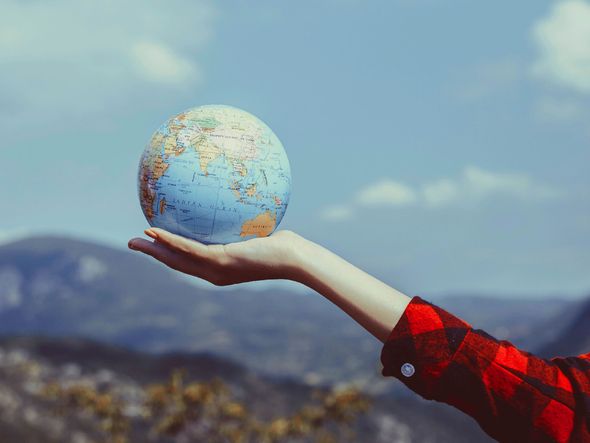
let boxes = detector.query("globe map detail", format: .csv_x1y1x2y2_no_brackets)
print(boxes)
138,105,292,245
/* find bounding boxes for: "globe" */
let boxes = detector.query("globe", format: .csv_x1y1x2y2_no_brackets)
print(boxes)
138,104,291,245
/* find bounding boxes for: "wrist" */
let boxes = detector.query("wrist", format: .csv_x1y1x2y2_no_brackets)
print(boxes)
278,231,316,284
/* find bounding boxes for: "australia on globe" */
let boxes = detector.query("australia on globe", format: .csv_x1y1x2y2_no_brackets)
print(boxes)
138,104,291,245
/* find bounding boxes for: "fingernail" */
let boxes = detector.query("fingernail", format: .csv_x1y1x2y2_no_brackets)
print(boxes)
128,240,137,250
144,228,157,239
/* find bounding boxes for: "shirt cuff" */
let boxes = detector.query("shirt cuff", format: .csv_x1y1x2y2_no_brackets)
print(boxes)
380,295,472,400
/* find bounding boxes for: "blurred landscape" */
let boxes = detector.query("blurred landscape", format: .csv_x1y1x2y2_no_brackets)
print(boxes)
0,235,586,442
2,0,590,441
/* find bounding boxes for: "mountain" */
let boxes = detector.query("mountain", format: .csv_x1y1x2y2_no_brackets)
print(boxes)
2,234,583,442
434,294,578,352
0,335,494,442
536,296,590,358
0,235,385,388
0,235,578,390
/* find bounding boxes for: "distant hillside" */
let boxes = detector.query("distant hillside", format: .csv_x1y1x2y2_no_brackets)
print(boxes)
0,335,493,443
435,294,579,352
0,235,385,388
0,235,578,389
536,296,590,358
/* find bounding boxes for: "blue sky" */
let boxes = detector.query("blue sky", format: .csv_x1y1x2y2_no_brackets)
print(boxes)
1,0,590,297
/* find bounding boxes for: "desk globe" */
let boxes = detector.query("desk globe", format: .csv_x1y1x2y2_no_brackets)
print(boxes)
138,105,291,244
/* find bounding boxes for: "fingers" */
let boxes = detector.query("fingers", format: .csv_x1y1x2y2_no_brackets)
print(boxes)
128,236,224,284
128,237,188,272
145,227,210,258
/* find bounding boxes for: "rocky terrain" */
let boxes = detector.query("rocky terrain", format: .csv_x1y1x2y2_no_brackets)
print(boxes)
0,336,493,442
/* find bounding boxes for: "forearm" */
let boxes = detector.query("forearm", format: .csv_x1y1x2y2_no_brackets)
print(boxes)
286,234,411,343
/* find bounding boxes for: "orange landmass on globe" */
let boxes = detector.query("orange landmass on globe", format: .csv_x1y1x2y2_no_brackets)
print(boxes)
240,210,276,238
164,136,185,157
246,183,257,197
159,197,167,215
194,139,222,176
167,112,187,132
230,180,242,200
232,160,248,177
139,131,185,221
139,154,169,221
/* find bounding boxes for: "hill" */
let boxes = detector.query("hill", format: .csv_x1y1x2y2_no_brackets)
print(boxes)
0,235,577,390
0,235,380,387
536,297,590,358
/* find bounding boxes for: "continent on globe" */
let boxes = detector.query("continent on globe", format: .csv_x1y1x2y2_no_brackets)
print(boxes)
239,210,277,238
138,104,291,245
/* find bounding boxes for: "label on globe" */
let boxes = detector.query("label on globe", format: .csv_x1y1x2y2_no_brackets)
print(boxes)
138,104,291,245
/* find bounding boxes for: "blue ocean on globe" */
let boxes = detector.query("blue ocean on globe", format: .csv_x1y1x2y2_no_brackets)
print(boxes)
138,105,291,245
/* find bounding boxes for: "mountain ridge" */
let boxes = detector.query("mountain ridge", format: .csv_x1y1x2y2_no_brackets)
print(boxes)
0,234,583,389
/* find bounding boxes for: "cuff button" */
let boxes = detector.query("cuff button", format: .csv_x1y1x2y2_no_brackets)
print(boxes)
401,363,415,377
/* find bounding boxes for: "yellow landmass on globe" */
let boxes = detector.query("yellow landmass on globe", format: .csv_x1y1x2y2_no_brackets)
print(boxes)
168,112,187,131
139,130,185,221
139,157,169,221
232,160,248,177
240,210,276,238
193,138,222,176
230,180,242,200
246,183,257,197
164,136,185,157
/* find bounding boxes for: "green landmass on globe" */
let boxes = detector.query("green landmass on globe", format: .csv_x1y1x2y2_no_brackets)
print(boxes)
138,104,291,245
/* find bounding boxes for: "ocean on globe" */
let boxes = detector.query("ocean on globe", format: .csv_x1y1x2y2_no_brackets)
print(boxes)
138,105,291,245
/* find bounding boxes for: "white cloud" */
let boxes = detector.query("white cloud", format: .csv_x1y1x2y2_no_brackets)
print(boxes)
458,59,523,101
354,179,417,206
422,179,459,207
132,42,200,84
534,97,586,121
532,0,590,93
462,166,558,200
0,0,216,125
320,166,560,221
319,205,354,221
424,166,560,207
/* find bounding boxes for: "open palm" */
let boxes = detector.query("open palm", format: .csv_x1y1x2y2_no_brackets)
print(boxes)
128,228,300,286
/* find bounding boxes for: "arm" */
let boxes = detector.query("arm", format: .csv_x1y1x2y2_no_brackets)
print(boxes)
379,296,587,442
286,233,412,343
291,241,590,442
128,228,411,343
128,228,590,442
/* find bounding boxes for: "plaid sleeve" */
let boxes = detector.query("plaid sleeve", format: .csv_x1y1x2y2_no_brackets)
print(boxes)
380,296,590,443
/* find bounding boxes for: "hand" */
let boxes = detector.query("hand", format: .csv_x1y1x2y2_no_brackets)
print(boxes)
127,228,303,286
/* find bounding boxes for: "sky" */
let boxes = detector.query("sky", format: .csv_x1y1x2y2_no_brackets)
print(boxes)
1,0,590,298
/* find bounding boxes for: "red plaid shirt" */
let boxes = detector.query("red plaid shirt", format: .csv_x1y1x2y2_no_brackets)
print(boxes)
380,296,590,443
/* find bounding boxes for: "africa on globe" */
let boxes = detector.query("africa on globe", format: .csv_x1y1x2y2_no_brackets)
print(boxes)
138,105,291,245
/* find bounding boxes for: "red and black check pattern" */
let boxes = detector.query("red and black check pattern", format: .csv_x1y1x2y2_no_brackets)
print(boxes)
380,296,590,443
